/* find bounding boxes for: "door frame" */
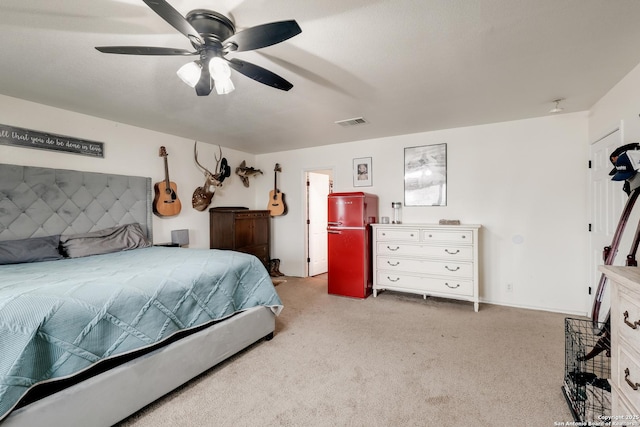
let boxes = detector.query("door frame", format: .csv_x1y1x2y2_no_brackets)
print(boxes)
588,120,624,316
302,166,334,277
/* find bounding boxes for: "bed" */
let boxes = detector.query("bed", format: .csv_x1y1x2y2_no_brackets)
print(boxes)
0,163,282,426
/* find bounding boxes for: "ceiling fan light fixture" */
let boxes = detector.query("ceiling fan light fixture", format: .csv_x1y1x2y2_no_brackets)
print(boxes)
177,61,202,88
215,78,235,95
96,4,301,96
209,57,234,95
209,57,230,80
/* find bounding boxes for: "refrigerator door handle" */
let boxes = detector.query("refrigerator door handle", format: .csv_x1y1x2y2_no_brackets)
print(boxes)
328,221,342,226
328,229,341,234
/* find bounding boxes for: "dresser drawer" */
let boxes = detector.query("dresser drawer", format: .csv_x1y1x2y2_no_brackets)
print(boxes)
376,228,420,241
422,229,473,244
619,290,640,351
616,346,640,411
377,242,472,260
377,256,473,279
234,211,269,219
376,272,474,296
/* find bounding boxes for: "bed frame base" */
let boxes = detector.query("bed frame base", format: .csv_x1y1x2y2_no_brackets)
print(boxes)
2,306,275,427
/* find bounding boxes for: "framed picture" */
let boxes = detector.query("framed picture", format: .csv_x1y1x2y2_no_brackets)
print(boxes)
404,143,447,206
353,157,372,187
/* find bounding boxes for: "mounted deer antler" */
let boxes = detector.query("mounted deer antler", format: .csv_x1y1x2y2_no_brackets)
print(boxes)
192,142,229,211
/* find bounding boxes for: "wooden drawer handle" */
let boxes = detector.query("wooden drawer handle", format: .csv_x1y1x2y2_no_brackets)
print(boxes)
386,261,400,266
445,283,460,289
386,246,400,251
625,368,640,390
445,249,460,255
445,265,460,272
624,311,640,329
386,276,400,282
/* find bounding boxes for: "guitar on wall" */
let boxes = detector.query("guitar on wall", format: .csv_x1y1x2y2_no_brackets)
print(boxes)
268,163,287,216
153,146,182,217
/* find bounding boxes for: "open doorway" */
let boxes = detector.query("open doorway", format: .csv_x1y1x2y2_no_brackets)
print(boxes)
305,169,333,277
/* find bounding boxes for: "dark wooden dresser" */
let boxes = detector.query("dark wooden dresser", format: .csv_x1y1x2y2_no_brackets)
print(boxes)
209,208,270,268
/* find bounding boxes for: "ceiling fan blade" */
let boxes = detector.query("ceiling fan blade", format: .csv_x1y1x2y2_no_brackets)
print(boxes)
224,20,301,52
142,0,203,46
95,46,196,56
227,58,293,91
195,63,213,96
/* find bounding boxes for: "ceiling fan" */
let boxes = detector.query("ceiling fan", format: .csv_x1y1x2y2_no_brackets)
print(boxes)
95,0,301,96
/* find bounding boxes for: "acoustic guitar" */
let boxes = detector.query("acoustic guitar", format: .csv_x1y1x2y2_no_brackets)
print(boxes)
153,146,182,217
268,163,287,216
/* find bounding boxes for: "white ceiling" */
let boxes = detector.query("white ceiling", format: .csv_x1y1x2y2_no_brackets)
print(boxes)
1,0,640,154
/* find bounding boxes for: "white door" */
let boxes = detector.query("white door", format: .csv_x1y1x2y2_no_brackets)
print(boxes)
308,172,330,276
589,127,626,321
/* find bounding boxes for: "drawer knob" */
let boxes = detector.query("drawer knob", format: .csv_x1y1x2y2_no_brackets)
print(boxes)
625,368,640,391
624,310,640,329
445,249,460,255
445,283,460,289
387,276,400,282
461,235,466,239
387,261,400,266
387,246,400,251
445,265,460,272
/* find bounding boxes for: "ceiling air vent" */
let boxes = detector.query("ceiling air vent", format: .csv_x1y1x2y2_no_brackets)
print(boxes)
334,117,368,127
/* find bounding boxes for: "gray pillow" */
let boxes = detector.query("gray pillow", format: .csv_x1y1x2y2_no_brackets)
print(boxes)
0,235,63,265
61,223,151,258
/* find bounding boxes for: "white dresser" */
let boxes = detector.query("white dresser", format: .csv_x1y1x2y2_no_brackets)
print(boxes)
600,266,640,421
371,223,481,312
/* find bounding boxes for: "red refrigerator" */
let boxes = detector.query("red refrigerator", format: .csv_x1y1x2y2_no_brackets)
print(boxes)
327,192,379,298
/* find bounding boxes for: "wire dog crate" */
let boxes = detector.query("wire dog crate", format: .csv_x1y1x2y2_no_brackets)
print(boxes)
562,317,611,423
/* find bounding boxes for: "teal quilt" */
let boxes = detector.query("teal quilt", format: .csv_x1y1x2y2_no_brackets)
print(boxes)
0,247,282,420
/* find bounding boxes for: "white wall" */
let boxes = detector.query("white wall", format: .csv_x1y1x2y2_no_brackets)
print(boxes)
589,62,640,144
254,113,589,314
0,94,259,248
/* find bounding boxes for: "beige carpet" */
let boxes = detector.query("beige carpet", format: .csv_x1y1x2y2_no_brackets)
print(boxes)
117,275,576,427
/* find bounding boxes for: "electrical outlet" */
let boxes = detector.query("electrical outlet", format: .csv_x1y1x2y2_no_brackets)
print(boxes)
506,283,513,292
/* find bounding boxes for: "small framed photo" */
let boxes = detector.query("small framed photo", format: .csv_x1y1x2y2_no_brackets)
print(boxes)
353,157,372,187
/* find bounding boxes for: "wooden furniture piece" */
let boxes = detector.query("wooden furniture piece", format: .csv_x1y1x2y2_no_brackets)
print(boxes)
600,266,640,420
371,223,481,312
209,208,271,268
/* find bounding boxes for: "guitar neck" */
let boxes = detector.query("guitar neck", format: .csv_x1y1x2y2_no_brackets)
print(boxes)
273,164,280,199
164,156,170,186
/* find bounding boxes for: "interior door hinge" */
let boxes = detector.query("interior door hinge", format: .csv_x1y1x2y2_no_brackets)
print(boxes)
307,257,311,263
588,223,592,232
588,286,592,295
588,160,592,169
307,219,310,225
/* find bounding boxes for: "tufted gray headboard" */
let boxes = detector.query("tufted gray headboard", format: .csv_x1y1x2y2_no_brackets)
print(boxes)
0,163,153,241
